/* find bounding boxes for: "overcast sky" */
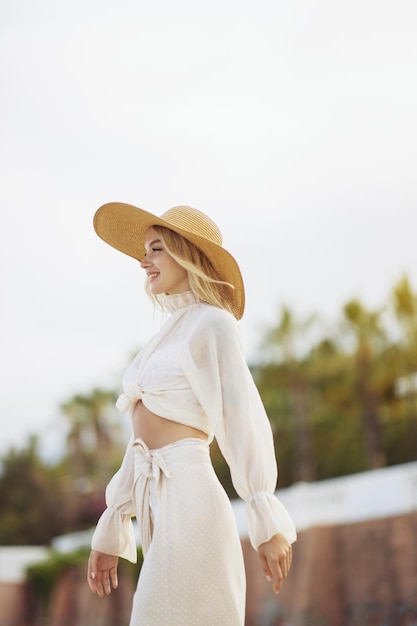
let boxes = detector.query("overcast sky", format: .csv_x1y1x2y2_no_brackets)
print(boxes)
1,0,416,458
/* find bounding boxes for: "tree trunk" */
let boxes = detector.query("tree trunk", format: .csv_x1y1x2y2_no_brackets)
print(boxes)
357,349,386,469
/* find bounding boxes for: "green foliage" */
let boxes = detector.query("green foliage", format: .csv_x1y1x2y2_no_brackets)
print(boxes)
253,275,417,486
0,389,124,546
26,548,90,604
210,440,237,499
61,387,123,489
0,438,65,544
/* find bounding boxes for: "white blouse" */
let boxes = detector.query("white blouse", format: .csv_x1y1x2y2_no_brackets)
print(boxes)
91,292,296,563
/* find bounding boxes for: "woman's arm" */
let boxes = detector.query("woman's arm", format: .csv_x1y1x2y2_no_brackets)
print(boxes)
90,436,138,564
184,308,296,590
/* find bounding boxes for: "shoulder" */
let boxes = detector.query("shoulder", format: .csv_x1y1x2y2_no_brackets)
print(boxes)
182,304,247,370
186,303,244,350
188,303,239,332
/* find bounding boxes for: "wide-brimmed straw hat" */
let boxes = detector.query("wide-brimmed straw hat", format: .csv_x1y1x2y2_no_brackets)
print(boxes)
93,202,245,319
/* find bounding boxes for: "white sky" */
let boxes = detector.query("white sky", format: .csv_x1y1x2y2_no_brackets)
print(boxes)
1,0,416,458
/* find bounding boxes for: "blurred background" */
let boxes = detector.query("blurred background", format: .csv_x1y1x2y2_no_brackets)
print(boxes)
1,0,416,624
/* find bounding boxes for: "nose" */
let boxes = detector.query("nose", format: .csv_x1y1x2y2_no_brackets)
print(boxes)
140,256,151,269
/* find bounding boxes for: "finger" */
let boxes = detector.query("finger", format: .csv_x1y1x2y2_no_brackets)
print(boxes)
91,571,106,597
282,549,291,579
101,570,112,595
279,552,288,579
95,576,105,598
87,569,97,593
87,552,98,592
110,566,119,590
259,553,273,582
272,563,284,594
281,556,289,579
87,555,100,594
267,557,284,594
286,546,292,574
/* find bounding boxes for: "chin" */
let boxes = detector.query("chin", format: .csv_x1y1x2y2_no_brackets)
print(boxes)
149,284,163,295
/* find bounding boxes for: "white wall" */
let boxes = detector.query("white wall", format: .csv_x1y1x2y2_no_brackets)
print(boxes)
0,546,49,583
233,460,417,537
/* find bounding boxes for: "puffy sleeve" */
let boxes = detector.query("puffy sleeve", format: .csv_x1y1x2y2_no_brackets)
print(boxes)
91,436,138,563
182,308,297,550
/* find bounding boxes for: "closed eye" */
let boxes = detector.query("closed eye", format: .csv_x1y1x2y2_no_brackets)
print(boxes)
144,238,164,255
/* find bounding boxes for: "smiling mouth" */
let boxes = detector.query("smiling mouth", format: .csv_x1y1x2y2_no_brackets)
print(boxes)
148,273,159,282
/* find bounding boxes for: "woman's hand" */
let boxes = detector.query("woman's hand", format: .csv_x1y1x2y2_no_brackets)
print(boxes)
257,533,293,594
87,549,119,597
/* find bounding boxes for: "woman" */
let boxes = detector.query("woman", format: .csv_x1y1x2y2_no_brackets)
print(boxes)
87,203,296,625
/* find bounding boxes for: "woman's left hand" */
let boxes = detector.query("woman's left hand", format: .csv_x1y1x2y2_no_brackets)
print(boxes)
257,532,293,594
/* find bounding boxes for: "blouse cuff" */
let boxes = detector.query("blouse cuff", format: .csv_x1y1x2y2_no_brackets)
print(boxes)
91,508,137,563
246,491,297,550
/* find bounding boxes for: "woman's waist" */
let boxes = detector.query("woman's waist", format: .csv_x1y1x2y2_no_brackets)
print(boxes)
131,400,209,450
132,434,211,476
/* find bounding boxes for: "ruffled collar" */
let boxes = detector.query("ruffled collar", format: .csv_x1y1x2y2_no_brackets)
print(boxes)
161,291,202,313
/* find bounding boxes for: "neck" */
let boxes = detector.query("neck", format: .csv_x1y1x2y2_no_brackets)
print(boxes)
161,291,201,313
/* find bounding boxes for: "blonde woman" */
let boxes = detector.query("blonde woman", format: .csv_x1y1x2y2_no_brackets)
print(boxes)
87,203,296,625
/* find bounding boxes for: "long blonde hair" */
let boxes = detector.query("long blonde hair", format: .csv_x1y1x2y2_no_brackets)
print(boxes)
145,225,235,316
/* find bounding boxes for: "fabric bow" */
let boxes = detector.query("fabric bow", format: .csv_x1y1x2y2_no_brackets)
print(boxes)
132,439,171,555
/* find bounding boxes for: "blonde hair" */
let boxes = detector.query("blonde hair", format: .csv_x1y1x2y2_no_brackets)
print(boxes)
145,225,235,316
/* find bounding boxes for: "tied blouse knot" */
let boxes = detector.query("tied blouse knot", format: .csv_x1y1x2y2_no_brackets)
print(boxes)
116,384,164,414
91,291,296,563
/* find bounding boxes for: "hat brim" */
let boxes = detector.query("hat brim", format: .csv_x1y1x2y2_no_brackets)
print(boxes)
94,202,245,319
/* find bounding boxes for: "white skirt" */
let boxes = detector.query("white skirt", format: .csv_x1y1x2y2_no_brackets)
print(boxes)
130,437,246,626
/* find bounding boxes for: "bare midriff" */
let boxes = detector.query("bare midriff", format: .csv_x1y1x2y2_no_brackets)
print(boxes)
132,400,208,450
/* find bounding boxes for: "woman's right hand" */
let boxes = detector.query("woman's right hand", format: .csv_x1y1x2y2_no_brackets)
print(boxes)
87,549,119,597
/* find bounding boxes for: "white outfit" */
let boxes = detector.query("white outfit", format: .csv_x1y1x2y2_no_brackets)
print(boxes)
91,292,296,624
130,437,245,625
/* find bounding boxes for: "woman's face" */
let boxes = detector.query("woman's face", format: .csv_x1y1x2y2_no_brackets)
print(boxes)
141,227,190,295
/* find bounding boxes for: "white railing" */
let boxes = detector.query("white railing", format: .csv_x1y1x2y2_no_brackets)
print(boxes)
233,460,417,536
0,546,49,583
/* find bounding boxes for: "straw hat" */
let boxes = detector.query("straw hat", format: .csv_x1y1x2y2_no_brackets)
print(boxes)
93,202,245,319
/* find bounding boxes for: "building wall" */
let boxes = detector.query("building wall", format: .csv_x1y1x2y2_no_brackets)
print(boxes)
2,513,416,626
243,512,417,626
2,462,417,625
0,583,27,626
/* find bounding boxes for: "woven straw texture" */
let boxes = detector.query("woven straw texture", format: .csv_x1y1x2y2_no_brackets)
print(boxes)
94,202,245,319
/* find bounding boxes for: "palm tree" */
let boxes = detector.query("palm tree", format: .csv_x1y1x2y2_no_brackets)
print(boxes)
61,388,121,490
391,275,417,459
343,299,386,469
261,306,317,483
392,275,417,366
